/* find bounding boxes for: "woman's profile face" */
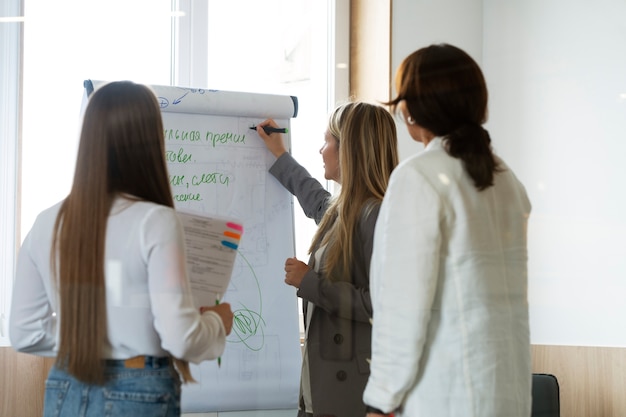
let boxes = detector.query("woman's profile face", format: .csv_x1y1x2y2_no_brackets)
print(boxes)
320,130,340,183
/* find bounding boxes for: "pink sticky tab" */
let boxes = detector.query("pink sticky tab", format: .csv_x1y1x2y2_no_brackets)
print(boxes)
226,222,243,232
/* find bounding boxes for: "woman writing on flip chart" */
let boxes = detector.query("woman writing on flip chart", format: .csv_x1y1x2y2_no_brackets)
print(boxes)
10,81,234,417
362,43,532,417
256,102,399,417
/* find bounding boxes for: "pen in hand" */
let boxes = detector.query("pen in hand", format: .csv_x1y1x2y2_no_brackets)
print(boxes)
250,125,288,134
216,296,222,368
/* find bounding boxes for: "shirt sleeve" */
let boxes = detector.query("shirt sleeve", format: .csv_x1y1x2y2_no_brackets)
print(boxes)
363,164,442,412
142,206,226,363
9,229,58,356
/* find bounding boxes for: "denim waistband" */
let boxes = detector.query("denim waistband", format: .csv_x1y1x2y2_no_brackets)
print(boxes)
104,355,170,369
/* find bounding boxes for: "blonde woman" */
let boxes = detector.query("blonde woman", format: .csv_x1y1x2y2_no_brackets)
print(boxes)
10,81,233,416
256,102,399,417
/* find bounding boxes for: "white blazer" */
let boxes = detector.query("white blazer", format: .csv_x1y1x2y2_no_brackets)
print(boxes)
363,137,532,417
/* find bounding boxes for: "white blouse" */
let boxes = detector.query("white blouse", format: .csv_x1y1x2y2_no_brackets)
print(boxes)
10,196,226,362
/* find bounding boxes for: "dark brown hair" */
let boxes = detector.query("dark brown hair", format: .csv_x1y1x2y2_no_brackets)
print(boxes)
51,81,193,384
387,43,501,190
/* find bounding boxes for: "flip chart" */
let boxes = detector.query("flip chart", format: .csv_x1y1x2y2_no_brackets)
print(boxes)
83,80,302,412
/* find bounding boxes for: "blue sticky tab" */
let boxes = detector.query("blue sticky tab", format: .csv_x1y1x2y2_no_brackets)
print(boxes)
221,240,238,250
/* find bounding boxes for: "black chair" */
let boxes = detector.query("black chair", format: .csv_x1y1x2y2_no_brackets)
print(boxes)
531,373,560,417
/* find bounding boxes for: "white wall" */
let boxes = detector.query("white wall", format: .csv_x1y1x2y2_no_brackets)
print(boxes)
391,0,484,159
393,0,626,347
483,0,626,346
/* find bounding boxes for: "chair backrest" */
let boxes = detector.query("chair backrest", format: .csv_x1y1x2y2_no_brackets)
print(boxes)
532,373,560,417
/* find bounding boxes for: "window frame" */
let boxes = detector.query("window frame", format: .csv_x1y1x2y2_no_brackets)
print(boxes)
0,0,23,347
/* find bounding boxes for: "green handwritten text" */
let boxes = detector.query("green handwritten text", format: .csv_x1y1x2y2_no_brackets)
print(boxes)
170,175,185,186
206,132,246,148
191,172,230,186
166,148,192,163
174,192,201,202
164,129,201,142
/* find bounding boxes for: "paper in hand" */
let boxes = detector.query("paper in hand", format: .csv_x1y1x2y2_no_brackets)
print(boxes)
177,210,243,307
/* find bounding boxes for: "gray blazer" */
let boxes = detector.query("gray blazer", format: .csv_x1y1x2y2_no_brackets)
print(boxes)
270,153,377,417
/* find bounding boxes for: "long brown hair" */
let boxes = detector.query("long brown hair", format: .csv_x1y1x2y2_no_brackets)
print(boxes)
309,102,398,280
387,43,501,190
52,81,193,384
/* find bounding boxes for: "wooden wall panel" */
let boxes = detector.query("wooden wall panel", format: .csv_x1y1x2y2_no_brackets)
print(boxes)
0,347,54,417
4,344,626,416
349,0,391,103
532,344,626,417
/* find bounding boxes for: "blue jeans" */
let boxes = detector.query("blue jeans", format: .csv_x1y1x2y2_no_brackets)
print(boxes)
43,357,181,417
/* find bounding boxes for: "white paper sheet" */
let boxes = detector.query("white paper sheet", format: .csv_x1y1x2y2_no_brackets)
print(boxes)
177,210,243,306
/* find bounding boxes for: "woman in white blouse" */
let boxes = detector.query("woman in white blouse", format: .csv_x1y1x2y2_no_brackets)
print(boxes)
10,81,233,417
363,44,532,417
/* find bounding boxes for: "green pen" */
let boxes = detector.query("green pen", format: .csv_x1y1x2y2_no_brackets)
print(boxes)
216,296,222,368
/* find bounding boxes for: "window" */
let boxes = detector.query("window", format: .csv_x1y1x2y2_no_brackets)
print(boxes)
1,0,348,347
